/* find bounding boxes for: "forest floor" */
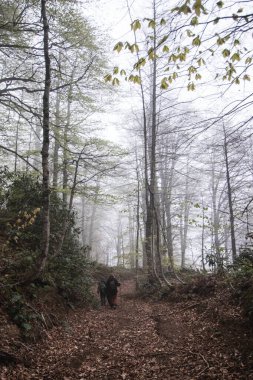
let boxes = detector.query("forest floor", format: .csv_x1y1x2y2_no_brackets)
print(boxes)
0,278,253,380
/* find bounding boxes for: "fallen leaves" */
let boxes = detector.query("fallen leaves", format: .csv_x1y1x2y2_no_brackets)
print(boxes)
0,279,253,379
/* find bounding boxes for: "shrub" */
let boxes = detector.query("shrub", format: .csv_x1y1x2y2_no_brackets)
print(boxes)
229,254,253,322
0,170,95,335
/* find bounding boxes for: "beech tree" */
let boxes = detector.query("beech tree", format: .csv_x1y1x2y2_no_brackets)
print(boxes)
38,0,51,274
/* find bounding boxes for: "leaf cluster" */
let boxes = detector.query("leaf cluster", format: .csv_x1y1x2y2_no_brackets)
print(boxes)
106,0,252,90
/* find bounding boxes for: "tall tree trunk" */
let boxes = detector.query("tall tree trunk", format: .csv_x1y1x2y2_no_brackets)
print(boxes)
211,155,222,269
116,215,123,266
81,197,86,246
33,122,41,170
54,152,82,256
223,124,237,263
52,86,61,188
180,162,191,269
148,0,162,282
126,0,153,279
201,196,207,272
88,180,100,255
135,163,140,288
62,92,71,206
159,138,175,268
38,0,51,273
62,67,75,205
128,204,135,269
14,113,21,173
14,91,24,173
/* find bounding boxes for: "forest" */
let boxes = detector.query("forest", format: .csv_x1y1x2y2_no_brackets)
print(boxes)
0,0,253,379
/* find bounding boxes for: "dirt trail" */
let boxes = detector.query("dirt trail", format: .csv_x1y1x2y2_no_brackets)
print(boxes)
1,280,253,379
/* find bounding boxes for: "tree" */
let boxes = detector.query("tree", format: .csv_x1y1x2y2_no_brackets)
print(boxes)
37,0,51,275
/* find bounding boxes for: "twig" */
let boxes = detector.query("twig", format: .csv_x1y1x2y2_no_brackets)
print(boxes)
188,350,209,376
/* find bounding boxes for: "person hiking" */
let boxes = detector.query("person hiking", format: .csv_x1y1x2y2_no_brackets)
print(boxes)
106,274,121,309
97,279,107,306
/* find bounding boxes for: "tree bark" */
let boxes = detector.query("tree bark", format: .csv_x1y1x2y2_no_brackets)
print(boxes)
52,86,61,188
223,124,237,263
37,0,51,274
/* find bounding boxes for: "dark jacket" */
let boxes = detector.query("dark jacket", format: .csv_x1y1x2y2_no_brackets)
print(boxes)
106,275,120,296
97,280,107,296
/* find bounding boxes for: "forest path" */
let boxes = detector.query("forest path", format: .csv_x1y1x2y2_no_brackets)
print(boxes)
1,279,252,379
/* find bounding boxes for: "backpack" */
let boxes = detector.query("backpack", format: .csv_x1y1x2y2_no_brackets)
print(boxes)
108,279,117,295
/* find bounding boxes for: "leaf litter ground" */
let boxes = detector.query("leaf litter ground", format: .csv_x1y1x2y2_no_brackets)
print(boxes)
0,279,253,379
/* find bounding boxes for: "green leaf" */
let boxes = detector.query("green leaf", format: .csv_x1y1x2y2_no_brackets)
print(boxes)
173,3,191,14
112,78,120,86
217,36,225,46
222,49,230,58
134,57,146,70
161,78,168,89
169,53,177,62
148,19,156,29
134,75,141,84
148,47,157,60
113,42,123,53
104,74,112,83
192,35,201,46
131,19,141,32
163,45,170,53
128,43,139,53
231,52,240,62
113,66,119,74
181,4,192,14
179,52,187,61
160,18,166,25
171,6,180,13
187,82,196,91
158,35,169,45
120,69,126,76
190,16,199,26
193,0,205,16
187,29,194,37
188,65,197,74
243,74,251,81
213,17,220,24
128,75,141,84
245,57,252,65
216,1,224,8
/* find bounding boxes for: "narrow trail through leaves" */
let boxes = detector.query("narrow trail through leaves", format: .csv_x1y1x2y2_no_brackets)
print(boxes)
1,280,253,379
